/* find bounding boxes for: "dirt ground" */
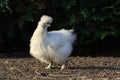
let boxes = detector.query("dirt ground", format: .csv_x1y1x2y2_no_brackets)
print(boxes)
0,56,120,80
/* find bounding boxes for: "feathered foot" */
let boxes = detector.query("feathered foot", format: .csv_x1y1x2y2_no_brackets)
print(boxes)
60,64,66,70
45,63,52,69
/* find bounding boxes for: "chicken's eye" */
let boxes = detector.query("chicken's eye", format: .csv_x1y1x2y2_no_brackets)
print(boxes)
46,22,50,24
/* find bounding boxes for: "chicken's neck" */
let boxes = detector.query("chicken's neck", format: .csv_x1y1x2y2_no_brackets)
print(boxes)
32,23,48,40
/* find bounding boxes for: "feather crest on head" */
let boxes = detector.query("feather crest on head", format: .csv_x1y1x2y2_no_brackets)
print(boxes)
40,15,53,24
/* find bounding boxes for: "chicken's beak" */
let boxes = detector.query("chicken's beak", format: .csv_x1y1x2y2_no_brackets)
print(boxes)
48,24,51,27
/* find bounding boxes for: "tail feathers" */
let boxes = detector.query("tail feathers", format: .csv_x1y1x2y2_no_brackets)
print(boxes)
61,29,76,43
69,29,74,33
69,33,76,44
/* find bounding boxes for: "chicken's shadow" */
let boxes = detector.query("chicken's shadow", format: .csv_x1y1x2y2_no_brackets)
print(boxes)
69,66,120,71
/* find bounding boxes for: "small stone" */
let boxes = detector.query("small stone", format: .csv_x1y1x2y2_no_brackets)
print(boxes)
41,72,48,76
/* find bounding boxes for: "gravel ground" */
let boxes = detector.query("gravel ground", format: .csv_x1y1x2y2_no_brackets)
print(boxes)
0,57,120,80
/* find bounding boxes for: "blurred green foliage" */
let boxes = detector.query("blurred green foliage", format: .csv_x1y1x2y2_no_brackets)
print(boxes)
0,0,120,51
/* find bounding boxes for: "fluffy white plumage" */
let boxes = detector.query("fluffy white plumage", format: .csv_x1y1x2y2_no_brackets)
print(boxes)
30,15,76,70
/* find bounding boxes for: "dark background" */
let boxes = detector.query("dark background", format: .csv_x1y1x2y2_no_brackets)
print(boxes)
0,0,120,57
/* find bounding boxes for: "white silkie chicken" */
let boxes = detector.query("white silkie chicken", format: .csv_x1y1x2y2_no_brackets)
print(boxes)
30,15,76,70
